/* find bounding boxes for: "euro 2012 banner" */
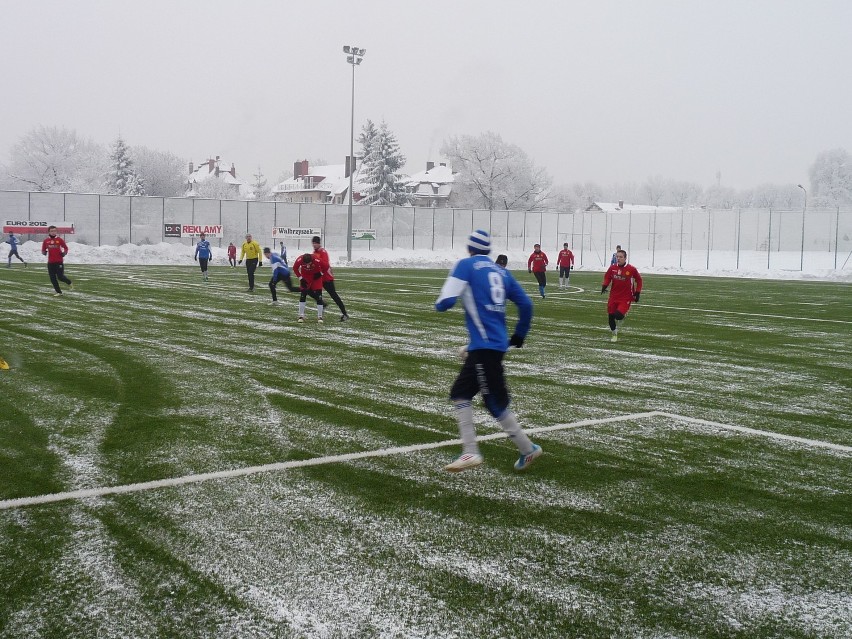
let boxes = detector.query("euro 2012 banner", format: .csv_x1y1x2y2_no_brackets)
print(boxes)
164,224,224,238
3,220,75,234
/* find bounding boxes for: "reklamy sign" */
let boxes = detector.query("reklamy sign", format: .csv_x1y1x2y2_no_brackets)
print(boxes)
271,227,322,239
164,224,224,238
3,221,75,234
352,229,377,240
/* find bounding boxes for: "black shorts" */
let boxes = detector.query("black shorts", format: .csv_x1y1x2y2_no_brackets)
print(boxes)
559,266,571,278
450,349,510,418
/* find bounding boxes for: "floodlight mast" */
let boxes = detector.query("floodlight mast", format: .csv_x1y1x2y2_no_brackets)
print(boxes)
342,45,366,262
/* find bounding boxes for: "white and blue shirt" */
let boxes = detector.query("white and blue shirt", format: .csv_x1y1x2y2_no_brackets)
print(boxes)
268,252,290,276
194,239,212,260
436,254,532,352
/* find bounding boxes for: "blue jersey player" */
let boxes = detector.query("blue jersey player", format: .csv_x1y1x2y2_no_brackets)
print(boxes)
194,233,213,281
263,247,299,303
435,229,542,472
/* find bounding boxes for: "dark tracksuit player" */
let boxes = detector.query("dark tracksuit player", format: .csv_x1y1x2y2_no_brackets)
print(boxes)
41,225,73,295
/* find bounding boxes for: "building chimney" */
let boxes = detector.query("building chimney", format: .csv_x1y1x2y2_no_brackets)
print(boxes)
189,162,194,175
426,161,435,171
345,156,357,178
230,163,236,178
208,158,215,173
294,160,308,180
618,200,624,209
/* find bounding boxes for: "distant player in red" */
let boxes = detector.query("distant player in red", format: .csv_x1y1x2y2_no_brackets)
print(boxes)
556,243,574,288
527,244,549,298
601,249,642,342
227,242,237,268
292,253,325,323
311,236,348,321
41,225,73,296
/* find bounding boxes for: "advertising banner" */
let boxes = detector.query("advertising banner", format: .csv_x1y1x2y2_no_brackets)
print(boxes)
272,227,322,239
164,224,224,238
3,221,75,234
352,229,377,240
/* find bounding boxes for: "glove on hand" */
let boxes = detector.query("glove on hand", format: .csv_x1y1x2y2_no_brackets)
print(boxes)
238,260,243,265
601,286,608,294
633,291,641,302
509,333,525,348
313,272,322,279
194,257,197,261
299,278,308,289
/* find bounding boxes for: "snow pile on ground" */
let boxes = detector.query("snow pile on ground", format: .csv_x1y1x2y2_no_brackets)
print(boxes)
5,240,851,282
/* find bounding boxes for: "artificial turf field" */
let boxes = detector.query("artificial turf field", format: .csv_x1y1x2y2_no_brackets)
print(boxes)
0,264,850,638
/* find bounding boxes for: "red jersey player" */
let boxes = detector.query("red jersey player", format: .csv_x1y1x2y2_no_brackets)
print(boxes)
41,225,73,296
527,244,549,298
292,252,325,323
311,235,349,321
556,243,574,288
601,249,642,342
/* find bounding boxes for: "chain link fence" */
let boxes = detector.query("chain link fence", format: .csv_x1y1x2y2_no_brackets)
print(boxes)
2,190,850,271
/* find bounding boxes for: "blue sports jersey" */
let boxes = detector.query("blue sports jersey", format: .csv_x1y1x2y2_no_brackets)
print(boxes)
194,239,212,260
267,252,290,276
436,254,532,352
6,235,19,250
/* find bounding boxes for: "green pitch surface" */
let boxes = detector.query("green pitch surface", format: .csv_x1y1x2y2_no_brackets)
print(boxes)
1,265,850,638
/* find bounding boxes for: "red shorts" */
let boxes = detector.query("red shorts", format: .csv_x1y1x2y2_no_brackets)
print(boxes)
607,299,632,316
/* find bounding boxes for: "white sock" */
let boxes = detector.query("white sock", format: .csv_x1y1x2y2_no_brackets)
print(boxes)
453,400,479,454
317,304,324,319
299,301,306,316
497,411,534,453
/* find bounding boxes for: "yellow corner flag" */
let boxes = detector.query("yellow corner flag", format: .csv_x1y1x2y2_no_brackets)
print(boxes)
0,357,9,370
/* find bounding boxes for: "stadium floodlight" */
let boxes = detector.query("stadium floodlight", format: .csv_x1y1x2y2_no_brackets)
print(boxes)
342,45,366,262
797,184,807,270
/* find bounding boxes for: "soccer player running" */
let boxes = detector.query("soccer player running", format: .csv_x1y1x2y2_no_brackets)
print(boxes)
227,242,237,268
194,232,212,282
556,243,574,288
601,249,643,343
436,229,542,473
292,253,325,323
238,233,262,292
527,243,549,298
5,232,27,267
41,225,72,296
311,235,349,321
262,246,298,304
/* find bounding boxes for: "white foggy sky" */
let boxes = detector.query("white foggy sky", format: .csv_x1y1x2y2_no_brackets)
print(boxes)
0,0,849,190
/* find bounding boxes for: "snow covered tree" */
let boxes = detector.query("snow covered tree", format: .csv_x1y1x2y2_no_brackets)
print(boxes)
250,167,271,200
132,146,187,197
7,125,106,192
358,119,379,162
360,120,411,206
808,148,852,207
105,137,145,195
441,132,552,211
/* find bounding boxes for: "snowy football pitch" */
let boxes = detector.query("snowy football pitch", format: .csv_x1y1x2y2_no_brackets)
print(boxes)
1,265,850,638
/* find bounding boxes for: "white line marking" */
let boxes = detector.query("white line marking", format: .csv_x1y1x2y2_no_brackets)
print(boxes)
1,411,848,510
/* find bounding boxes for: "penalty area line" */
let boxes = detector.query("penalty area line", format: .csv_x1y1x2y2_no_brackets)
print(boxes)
1,411,848,511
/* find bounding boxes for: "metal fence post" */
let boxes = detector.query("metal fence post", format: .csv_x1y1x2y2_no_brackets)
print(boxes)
835,206,841,269
706,209,712,270
767,209,772,269
736,207,741,270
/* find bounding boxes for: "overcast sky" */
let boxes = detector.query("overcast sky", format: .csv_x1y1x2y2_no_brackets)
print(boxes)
1,0,849,190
